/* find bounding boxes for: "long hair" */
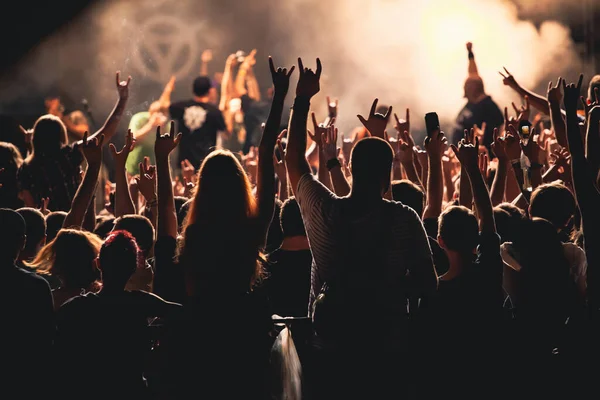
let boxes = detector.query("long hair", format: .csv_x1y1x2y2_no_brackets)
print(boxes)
178,150,264,296
26,228,102,289
25,114,68,163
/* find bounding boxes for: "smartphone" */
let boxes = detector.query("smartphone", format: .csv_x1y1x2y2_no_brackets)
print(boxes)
424,112,440,139
519,120,532,145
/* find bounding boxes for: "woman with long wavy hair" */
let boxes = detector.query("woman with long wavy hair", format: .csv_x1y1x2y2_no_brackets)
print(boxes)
152,57,294,399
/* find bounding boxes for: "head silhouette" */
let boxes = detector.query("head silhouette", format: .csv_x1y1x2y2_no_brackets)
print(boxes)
438,205,479,256
349,137,394,196
392,180,424,217
113,215,154,258
529,182,575,232
29,115,68,160
16,207,47,258
99,230,142,289
0,208,26,261
280,197,305,238
45,211,67,242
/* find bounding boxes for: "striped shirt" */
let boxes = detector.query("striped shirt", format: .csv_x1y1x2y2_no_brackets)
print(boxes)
296,173,435,315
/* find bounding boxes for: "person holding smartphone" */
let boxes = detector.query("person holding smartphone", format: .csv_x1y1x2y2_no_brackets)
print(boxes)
452,42,504,153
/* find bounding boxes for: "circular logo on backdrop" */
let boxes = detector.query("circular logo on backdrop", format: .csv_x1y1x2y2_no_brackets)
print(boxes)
132,15,205,82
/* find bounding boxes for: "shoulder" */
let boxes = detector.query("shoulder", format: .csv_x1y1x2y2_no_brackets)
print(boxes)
562,242,587,262
15,267,51,291
386,199,422,221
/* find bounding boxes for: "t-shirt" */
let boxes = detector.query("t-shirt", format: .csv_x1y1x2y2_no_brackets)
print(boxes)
55,290,181,396
296,173,435,347
452,95,504,150
126,111,156,175
169,100,226,168
17,144,83,211
266,248,313,317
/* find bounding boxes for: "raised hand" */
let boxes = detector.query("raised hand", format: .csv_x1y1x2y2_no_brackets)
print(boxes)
269,56,295,96
154,121,182,160
424,130,448,159
180,159,196,184
201,49,213,63
136,157,157,202
547,77,563,104
478,152,489,180
81,131,105,165
116,71,132,100
562,74,584,112
451,137,479,170
512,95,531,121
296,57,322,98
321,124,338,161
327,96,338,119
109,129,135,168
393,108,410,137
490,128,508,161
466,42,473,52
499,67,518,89
473,122,486,140
581,86,599,119
309,112,334,147
19,125,32,144
520,127,544,165
357,98,392,139
397,130,416,164
503,129,522,161
504,106,519,132
273,131,287,180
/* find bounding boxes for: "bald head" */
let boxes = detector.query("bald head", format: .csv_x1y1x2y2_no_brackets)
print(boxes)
464,75,485,102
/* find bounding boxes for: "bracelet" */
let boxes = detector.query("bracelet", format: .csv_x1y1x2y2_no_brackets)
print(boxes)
468,51,474,60
326,158,341,171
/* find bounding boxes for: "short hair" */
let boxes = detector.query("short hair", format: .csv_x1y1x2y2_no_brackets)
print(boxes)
45,211,67,242
529,182,576,229
193,76,213,97
438,205,479,253
280,197,305,238
99,230,142,283
16,207,46,251
588,75,600,101
350,137,394,189
113,214,154,257
94,216,116,239
0,208,26,258
391,180,424,217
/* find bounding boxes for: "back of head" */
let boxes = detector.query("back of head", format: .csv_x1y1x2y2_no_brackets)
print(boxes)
16,207,46,253
193,76,213,97
30,114,67,159
99,230,141,286
0,141,23,171
28,229,101,288
0,208,26,261
174,196,188,228
494,203,526,244
391,179,424,217
113,215,154,258
178,198,192,230
94,216,116,239
45,211,67,242
588,75,600,101
438,205,479,254
464,75,485,100
280,197,305,238
529,182,575,231
350,137,394,192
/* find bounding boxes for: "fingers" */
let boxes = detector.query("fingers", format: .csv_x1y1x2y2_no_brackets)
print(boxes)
116,71,120,87
170,120,175,136
504,107,509,123
450,144,459,157
97,134,105,147
548,81,553,93
268,56,275,75
109,143,117,155
316,58,322,77
277,139,285,158
174,132,182,145
385,105,393,120
503,67,511,76
311,112,319,131
126,76,132,86
320,132,327,146
298,58,304,72
369,98,378,117
287,65,295,76
577,73,584,90
512,102,519,115
499,71,507,79
307,129,316,141
384,130,389,142
327,96,330,105
357,114,368,127
83,131,89,144
493,127,499,142
394,113,400,126
278,129,287,140
156,125,161,139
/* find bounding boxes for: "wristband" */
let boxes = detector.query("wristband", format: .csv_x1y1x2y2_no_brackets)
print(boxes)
326,158,341,171
468,51,474,60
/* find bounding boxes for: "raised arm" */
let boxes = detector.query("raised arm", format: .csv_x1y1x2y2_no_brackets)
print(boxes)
219,55,237,112
458,129,474,208
199,49,212,76
321,124,351,197
84,72,131,144
110,129,136,217
255,57,294,242
466,42,478,76
286,58,322,195
585,104,600,184
157,76,176,115
234,49,257,99
548,77,568,148
310,112,333,191
452,138,496,234
490,128,508,206
135,158,158,232
499,67,550,115
357,98,392,139
63,133,104,229
422,129,447,219
155,123,182,239
273,137,289,202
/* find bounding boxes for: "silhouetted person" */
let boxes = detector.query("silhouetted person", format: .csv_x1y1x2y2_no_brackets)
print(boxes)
0,208,54,396
16,207,46,270
55,230,181,398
